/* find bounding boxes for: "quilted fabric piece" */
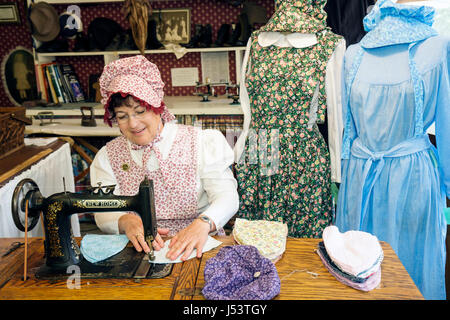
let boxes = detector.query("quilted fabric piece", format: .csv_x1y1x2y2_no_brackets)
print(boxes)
232,218,288,261
322,226,383,278
202,245,280,300
80,234,129,263
316,242,382,292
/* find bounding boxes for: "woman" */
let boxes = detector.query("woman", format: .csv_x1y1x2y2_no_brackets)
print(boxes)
90,55,239,261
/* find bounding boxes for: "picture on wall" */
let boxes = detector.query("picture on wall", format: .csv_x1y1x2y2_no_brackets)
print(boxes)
151,8,190,44
88,74,102,103
1,47,38,106
0,3,21,24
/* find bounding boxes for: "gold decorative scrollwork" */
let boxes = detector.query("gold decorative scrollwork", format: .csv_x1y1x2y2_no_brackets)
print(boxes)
46,201,64,258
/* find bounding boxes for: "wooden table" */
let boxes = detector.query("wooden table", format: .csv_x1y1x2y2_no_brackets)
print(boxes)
0,236,423,300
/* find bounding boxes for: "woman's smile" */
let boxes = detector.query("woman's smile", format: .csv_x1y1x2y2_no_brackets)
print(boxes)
115,99,163,146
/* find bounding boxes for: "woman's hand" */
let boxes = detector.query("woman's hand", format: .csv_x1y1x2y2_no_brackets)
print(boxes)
166,217,213,261
118,213,169,253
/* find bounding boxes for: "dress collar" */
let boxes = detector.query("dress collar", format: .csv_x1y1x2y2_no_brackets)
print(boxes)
258,32,318,48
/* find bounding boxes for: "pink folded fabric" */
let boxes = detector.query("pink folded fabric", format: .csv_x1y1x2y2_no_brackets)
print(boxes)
322,226,383,278
316,243,381,292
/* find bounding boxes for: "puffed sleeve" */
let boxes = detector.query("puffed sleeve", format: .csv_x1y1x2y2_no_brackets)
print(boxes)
198,129,239,230
435,39,450,198
325,38,346,183
90,146,126,234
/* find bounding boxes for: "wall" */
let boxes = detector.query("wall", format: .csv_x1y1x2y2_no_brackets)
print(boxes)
0,0,33,107
0,0,275,106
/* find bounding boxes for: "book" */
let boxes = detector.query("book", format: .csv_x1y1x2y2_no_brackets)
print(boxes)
55,64,74,103
60,64,85,102
44,64,58,104
52,64,70,103
35,63,48,102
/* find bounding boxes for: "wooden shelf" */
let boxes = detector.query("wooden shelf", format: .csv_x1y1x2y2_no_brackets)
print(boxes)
25,96,243,117
36,47,247,57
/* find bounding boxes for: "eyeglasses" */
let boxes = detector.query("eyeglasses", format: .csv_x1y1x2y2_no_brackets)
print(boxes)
115,107,148,124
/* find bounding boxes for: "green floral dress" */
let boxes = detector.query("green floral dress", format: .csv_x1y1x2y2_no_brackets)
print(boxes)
236,28,342,238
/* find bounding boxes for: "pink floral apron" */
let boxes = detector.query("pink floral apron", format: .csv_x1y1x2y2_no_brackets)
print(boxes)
106,124,199,236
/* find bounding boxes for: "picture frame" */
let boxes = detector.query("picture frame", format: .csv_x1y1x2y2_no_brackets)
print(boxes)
1,47,38,106
0,3,21,24
88,73,102,103
151,8,191,45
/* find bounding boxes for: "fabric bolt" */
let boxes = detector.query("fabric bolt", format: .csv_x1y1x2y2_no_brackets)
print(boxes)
336,0,449,300
90,122,239,236
80,234,129,263
234,0,343,238
202,245,280,300
316,242,382,292
322,226,383,278
232,218,288,261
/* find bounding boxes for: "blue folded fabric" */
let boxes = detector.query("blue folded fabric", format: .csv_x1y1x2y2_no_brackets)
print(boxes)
80,234,129,263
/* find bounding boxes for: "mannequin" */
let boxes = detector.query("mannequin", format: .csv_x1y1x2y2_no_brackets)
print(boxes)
234,0,345,238
335,0,449,299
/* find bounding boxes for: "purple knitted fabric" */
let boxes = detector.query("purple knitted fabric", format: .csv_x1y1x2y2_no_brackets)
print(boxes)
202,245,280,300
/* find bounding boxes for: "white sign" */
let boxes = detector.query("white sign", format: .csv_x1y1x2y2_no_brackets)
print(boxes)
171,67,199,86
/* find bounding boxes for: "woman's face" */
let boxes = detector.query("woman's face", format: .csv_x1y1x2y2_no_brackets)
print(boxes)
115,98,162,146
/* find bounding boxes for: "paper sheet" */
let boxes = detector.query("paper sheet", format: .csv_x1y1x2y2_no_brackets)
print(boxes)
150,236,222,264
171,67,199,86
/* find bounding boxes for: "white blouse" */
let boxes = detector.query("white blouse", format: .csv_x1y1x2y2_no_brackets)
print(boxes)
90,122,239,234
234,32,346,183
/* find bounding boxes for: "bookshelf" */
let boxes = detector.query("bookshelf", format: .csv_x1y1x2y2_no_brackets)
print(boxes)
27,0,251,135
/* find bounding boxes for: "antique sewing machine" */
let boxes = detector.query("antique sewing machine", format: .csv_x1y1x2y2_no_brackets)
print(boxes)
193,81,232,102
225,83,240,105
11,177,172,280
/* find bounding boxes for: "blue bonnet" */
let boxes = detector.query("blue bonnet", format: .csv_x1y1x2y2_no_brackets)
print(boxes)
361,0,437,48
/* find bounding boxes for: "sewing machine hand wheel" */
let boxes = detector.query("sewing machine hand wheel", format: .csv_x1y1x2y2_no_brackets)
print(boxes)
11,179,42,232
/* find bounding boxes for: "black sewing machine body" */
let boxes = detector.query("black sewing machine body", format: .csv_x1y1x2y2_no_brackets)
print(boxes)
12,177,172,280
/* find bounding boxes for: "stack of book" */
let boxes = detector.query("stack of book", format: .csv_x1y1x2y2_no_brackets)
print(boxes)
35,63,85,104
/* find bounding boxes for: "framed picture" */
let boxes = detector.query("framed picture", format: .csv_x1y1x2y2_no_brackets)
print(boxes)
88,74,102,103
1,47,38,106
0,3,21,24
151,8,190,44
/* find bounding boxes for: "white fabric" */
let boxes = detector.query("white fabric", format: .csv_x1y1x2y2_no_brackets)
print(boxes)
0,142,80,237
322,226,383,278
150,236,222,264
257,32,318,48
90,122,239,234
234,33,346,182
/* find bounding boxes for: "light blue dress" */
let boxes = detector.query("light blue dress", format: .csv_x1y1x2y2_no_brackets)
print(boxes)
335,0,450,300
